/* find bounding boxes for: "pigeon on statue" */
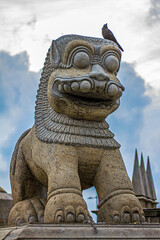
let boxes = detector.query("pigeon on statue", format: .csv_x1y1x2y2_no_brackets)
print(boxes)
102,23,124,52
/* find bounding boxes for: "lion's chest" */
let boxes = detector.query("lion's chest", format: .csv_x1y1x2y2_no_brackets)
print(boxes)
28,130,104,190
76,147,104,190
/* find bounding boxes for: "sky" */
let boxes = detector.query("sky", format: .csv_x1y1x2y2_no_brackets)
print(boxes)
0,0,160,221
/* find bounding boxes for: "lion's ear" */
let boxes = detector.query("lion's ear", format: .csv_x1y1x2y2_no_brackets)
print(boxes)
50,40,60,68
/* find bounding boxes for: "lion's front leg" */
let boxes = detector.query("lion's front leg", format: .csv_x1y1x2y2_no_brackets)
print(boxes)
43,144,90,223
93,148,145,224
9,130,47,226
8,198,47,225
45,191,89,223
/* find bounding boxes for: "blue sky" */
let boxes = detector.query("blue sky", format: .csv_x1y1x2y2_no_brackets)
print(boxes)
0,0,160,221
0,51,40,190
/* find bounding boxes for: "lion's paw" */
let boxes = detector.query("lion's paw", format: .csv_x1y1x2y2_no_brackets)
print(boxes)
44,193,89,223
8,198,46,226
98,193,145,224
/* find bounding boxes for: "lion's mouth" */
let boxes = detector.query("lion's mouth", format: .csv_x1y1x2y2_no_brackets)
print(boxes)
66,94,117,108
52,75,124,107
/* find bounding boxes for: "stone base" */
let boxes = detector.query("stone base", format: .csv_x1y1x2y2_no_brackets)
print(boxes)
1,223,160,240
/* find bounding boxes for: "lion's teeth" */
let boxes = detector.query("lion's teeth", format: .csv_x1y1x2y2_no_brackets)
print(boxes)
80,80,91,93
58,84,65,93
63,83,71,93
71,82,79,91
107,84,118,96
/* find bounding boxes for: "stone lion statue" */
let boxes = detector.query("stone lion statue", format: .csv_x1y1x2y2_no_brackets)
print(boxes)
8,34,144,225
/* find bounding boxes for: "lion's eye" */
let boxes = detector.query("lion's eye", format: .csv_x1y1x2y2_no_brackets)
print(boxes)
104,55,119,73
73,52,90,68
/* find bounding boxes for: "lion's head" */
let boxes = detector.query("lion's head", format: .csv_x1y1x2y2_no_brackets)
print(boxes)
34,35,123,148
47,35,124,121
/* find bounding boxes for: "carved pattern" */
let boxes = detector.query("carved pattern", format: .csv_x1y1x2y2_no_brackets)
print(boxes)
55,34,118,57
48,188,82,201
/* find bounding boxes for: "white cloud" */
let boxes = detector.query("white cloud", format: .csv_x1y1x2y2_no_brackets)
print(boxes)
1,0,160,93
0,51,40,190
0,110,17,147
146,0,160,25
139,92,160,173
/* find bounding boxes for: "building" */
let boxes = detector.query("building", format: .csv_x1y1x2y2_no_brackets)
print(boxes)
132,149,160,223
0,187,13,226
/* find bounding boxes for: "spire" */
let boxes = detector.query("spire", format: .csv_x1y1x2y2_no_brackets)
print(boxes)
146,156,157,200
132,149,145,196
140,153,152,199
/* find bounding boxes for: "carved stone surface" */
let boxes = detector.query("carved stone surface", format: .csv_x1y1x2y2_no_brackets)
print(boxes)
8,34,144,226
1,224,160,240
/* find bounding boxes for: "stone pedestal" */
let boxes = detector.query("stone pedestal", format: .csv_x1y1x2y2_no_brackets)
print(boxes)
0,223,160,240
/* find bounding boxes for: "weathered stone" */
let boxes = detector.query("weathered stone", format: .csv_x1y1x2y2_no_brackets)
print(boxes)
132,150,158,209
132,149,145,197
1,224,160,239
8,33,144,226
140,153,152,199
146,156,157,201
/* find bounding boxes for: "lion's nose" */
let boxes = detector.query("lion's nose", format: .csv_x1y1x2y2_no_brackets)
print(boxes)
89,64,109,81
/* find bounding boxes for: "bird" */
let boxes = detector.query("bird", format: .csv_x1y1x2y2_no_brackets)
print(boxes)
102,23,124,52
